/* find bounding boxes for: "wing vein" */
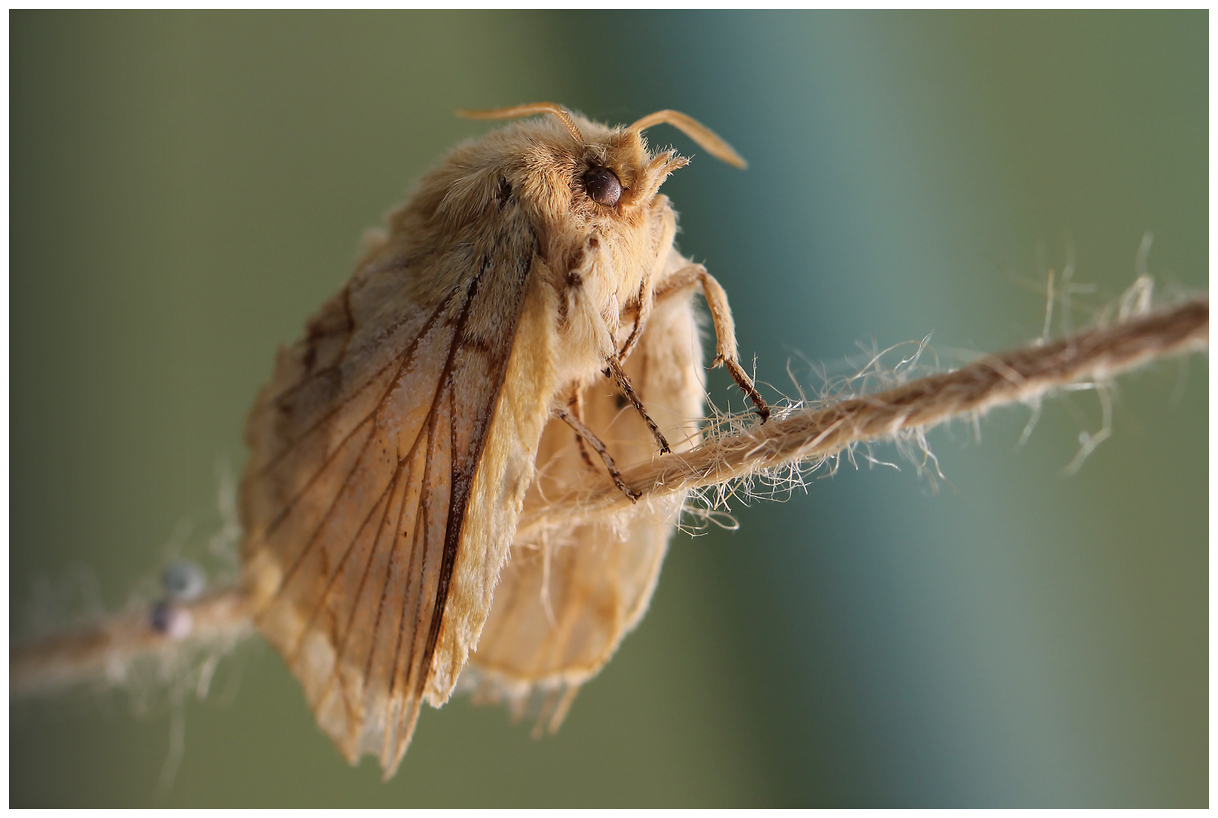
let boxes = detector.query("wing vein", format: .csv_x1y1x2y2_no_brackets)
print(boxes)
259,302,461,606
256,295,454,480
314,418,437,726
416,262,528,699
285,452,405,665
380,405,437,764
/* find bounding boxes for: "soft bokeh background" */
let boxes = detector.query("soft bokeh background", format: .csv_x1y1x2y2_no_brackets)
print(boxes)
11,11,1207,807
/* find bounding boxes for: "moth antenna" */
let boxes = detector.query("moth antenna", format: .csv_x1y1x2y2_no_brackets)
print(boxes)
457,102,584,145
628,109,747,169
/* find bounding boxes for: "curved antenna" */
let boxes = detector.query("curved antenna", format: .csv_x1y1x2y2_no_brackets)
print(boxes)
456,102,584,144
628,110,747,169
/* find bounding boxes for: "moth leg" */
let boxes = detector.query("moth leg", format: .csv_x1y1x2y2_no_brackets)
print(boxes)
565,388,598,472
547,684,581,735
620,199,677,364
617,275,654,364
655,263,771,423
532,684,581,738
553,406,640,502
604,356,671,454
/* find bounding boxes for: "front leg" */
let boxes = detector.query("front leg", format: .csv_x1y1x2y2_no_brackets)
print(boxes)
654,263,771,423
618,198,678,365
617,275,654,364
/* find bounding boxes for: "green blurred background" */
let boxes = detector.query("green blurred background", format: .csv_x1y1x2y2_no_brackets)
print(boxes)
11,11,1207,807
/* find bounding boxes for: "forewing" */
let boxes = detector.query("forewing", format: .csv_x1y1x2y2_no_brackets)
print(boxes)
241,223,546,776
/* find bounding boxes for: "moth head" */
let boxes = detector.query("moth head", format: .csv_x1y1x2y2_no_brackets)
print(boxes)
457,103,746,219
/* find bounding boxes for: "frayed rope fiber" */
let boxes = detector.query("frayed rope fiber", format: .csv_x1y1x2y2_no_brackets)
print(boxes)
11,588,253,699
11,295,1208,698
518,296,1208,537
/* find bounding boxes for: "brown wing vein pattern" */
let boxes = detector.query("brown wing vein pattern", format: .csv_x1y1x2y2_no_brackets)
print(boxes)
255,296,452,492
267,299,456,633
242,221,538,773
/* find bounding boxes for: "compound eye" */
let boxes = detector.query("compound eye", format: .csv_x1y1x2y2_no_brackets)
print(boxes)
583,166,622,207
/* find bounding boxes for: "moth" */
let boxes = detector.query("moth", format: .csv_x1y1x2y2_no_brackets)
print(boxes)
240,103,769,778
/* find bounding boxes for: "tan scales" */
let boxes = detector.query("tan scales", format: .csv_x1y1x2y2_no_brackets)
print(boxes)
239,104,768,777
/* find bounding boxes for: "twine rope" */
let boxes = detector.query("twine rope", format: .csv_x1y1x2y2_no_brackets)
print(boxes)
11,295,1208,699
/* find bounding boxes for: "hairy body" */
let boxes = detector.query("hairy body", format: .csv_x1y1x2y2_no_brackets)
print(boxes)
240,104,765,776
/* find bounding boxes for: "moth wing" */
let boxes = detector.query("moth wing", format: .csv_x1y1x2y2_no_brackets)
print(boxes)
465,267,706,727
241,227,556,777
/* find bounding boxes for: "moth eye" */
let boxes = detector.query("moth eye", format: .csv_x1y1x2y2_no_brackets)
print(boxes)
583,166,622,207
